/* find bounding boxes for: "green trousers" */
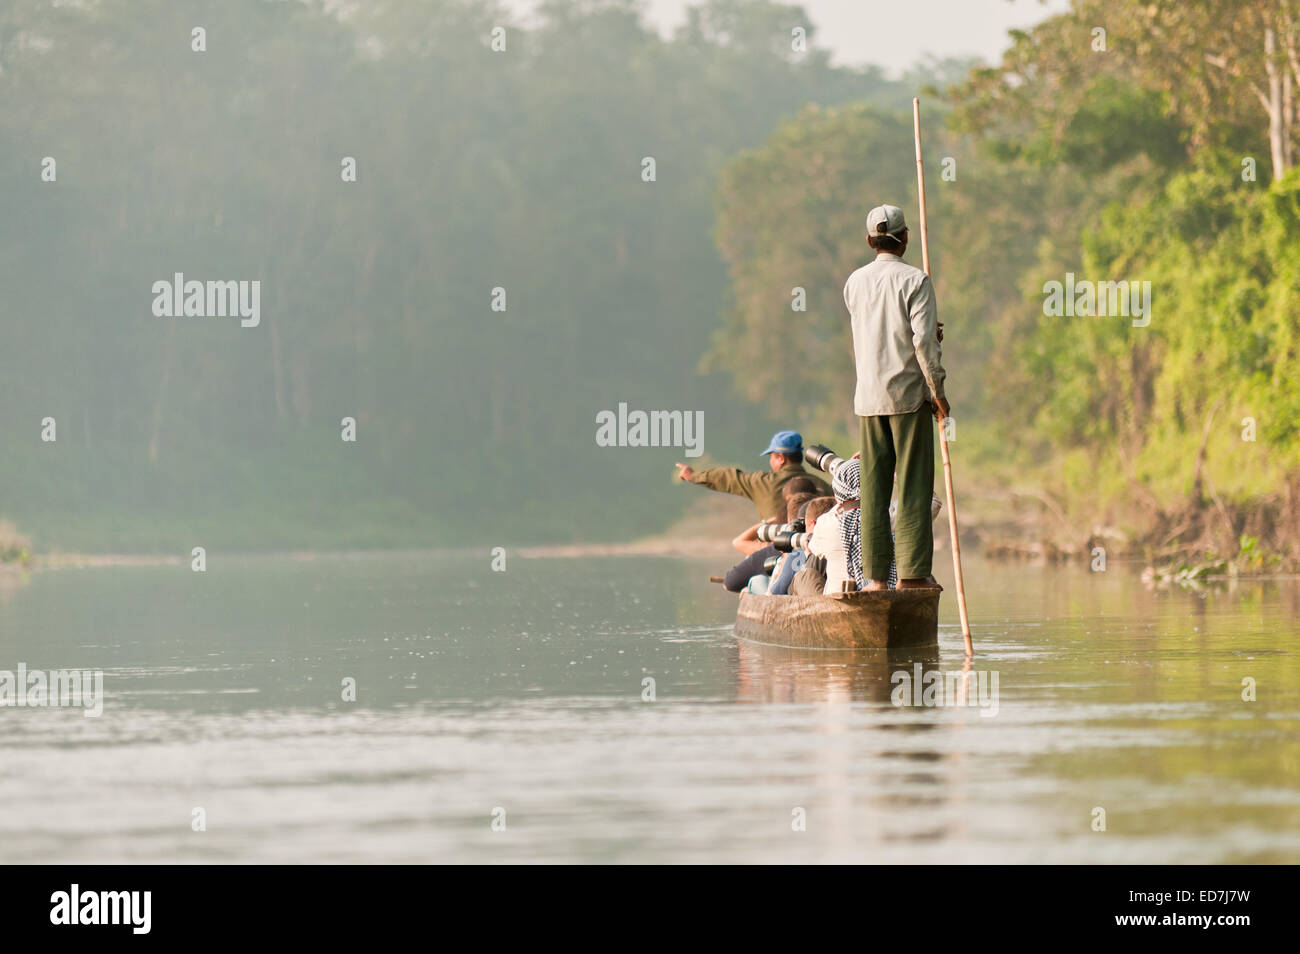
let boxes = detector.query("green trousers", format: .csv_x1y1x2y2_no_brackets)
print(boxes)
860,404,935,581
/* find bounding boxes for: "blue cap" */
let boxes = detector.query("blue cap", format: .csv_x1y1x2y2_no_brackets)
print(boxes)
759,430,803,457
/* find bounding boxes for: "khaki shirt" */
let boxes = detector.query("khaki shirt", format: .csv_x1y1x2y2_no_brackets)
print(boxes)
688,462,832,521
843,252,947,416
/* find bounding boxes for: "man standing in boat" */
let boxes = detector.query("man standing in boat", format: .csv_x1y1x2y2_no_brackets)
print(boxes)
675,429,831,521
843,205,947,591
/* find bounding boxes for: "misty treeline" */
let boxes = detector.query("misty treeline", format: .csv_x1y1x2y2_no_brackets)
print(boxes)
1,0,954,549
714,0,1300,566
8,0,1294,564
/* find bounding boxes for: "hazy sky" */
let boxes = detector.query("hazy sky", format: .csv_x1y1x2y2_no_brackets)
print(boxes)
510,0,1073,75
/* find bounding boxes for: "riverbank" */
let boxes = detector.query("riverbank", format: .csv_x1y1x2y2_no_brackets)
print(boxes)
557,485,1299,582
5,485,1291,579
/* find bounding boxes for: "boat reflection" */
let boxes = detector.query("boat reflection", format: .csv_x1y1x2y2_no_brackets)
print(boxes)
730,636,967,848
732,636,942,705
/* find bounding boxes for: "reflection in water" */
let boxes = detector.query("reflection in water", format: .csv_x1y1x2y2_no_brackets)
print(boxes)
732,639,941,706
732,638,956,847
0,552,1297,862
0,566,31,608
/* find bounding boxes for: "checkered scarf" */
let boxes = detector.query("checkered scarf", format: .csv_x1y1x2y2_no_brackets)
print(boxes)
832,459,864,589
833,458,897,588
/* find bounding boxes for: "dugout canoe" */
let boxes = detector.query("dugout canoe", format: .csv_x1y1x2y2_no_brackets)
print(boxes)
734,587,940,650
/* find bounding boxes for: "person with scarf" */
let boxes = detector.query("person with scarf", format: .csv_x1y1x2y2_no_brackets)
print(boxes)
814,454,947,591
807,458,895,592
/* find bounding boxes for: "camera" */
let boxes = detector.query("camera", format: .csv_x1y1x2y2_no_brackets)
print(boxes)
773,531,810,553
804,443,847,476
757,519,810,553
757,519,808,552
756,518,804,543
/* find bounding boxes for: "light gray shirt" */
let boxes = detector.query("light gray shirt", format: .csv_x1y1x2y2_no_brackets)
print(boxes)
843,252,946,416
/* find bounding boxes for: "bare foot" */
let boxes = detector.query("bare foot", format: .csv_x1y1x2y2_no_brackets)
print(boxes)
896,577,942,590
862,579,887,591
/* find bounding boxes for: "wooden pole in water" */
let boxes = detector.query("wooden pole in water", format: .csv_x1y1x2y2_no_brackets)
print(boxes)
913,97,973,657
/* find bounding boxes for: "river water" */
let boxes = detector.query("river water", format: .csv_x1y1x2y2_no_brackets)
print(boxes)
1,551,1297,863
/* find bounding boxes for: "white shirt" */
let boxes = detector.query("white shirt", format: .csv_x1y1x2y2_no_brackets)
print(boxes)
843,252,946,416
809,508,853,595
812,497,943,594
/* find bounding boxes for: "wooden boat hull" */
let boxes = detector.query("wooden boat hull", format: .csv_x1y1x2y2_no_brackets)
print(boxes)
735,588,940,650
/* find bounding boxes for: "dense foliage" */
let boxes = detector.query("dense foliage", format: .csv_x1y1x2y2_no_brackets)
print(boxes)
711,0,1300,561
5,0,1297,562
0,0,907,550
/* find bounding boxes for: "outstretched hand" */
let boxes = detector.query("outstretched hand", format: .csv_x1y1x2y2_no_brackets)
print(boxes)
675,462,695,481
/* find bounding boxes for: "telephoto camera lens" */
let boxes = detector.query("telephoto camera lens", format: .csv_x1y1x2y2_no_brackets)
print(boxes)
755,520,792,543
756,518,804,544
804,443,846,476
773,531,811,553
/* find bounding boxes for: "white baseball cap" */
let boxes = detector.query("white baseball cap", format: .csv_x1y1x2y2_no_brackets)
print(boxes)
866,204,907,240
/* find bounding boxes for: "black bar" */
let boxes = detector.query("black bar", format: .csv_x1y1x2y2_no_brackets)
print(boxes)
5,865,1282,940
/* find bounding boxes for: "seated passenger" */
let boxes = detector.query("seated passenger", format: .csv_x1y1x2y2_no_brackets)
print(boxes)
724,545,774,592
803,495,836,531
789,497,835,595
760,494,817,595
812,457,943,592
726,492,818,595
766,549,804,595
730,489,818,556
809,458,860,593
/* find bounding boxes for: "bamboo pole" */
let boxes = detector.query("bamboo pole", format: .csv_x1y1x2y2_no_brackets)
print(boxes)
913,97,973,656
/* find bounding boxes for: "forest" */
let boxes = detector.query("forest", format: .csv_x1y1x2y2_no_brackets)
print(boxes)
710,0,1300,570
1,0,1297,571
